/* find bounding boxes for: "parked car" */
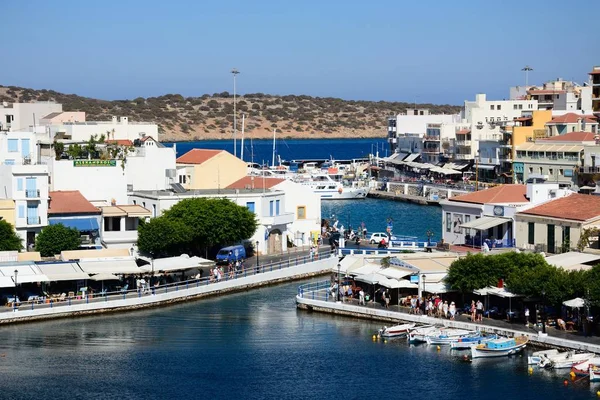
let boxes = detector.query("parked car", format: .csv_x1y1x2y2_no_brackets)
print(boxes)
216,245,246,264
369,232,389,244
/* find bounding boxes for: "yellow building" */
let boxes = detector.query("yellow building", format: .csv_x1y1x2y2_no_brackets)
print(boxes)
176,149,247,190
0,199,15,227
511,110,553,158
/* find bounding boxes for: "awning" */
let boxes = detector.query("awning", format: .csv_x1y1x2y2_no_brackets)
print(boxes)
89,273,121,281
36,262,90,281
563,297,586,308
516,142,584,153
49,217,99,231
140,254,213,272
378,267,412,280
350,263,381,275
100,206,127,217
78,258,142,274
405,153,420,162
424,282,453,293
460,216,510,231
394,279,418,289
545,252,600,269
0,263,48,284
477,165,496,171
337,256,365,274
354,273,386,285
0,276,17,288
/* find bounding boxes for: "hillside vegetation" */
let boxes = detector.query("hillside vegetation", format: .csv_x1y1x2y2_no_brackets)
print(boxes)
0,85,462,141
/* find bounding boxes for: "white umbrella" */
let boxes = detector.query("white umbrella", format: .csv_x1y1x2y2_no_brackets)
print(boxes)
89,273,120,281
563,297,586,308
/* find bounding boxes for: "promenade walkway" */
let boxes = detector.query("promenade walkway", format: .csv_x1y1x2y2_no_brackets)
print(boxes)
296,281,600,353
0,253,337,325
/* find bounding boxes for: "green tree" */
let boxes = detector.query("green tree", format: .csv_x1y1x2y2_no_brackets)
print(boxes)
35,224,81,257
67,143,84,159
53,141,64,160
0,220,22,251
163,198,258,256
137,217,193,258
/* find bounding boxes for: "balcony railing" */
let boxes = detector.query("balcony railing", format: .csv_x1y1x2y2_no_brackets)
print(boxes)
27,216,41,225
455,140,472,146
580,166,600,174
454,154,472,160
25,189,40,198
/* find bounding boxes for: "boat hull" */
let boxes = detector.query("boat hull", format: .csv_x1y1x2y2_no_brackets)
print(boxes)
590,365,600,382
320,188,369,200
379,323,415,338
470,339,528,359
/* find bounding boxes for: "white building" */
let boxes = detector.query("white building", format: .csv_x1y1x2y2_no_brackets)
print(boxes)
129,188,295,255
49,116,159,143
125,136,177,192
0,101,62,132
0,164,49,249
510,78,593,112
98,204,151,250
0,130,39,165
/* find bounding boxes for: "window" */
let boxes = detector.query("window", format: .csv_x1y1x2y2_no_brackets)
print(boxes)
513,104,518,110
7,139,18,152
275,200,280,215
5,159,15,165
16,178,23,191
528,167,533,173
246,202,255,213
538,167,543,174
497,105,501,110
179,175,186,184
528,222,535,245
497,117,501,121
18,205,24,219
562,226,571,249
564,169,573,177
297,206,306,219
269,200,274,216
490,105,495,110
549,168,553,175
446,212,451,232
133,200,136,205
152,204,156,218
519,104,523,110
465,215,471,224
528,104,533,109
142,202,146,208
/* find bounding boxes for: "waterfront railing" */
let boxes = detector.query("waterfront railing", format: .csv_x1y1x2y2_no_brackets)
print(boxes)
5,250,336,314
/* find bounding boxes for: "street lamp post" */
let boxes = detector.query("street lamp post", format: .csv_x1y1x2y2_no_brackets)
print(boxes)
255,240,259,273
541,290,546,334
426,229,433,247
231,68,240,157
13,269,18,312
521,65,533,87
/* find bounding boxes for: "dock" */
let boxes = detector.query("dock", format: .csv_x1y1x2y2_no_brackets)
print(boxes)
296,282,600,354
367,190,440,206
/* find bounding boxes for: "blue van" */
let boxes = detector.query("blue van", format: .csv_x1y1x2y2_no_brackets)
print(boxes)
216,245,247,264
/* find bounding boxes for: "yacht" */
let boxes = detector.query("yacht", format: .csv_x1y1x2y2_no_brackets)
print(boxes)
293,174,369,200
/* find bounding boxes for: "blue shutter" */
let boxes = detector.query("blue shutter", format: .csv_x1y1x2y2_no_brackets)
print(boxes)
269,201,274,217
21,139,30,158
18,205,24,218
246,202,255,213
5,160,15,166
27,204,38,224
275,200,280,215
17,178,23,191
7,139,18,152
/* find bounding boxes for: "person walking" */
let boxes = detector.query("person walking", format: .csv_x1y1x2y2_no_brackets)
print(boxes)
476,300,484,322
442,301,449,319
470,300,476,322
359,289,365,306
449,302,456,320
524,307,530,327
384,290,390,309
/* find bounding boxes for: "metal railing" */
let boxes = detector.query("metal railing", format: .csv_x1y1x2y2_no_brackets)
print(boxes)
3,250,336,314
27,216,41,225
25,189,40,198
297,280,331,301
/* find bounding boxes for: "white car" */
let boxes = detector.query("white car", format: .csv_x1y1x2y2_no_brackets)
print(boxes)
369,232,390,244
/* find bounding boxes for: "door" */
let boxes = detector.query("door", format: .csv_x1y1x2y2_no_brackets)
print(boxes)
26,177,37,198
547,224,555,253
267,229,282,254
27,204,38,225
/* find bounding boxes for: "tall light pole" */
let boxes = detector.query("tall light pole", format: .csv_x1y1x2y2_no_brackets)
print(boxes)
231,68,240,157
521,65,533,87
337,263,341,303
255,240,259,273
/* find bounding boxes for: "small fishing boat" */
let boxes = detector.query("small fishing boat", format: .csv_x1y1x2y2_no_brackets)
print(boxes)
571,357,600,376
408,326,438,343
470,336,528,359
527,349,560,365
426,329,478,345
450,334,498,350
589,361,600,382
378,323,415,338
544,352,594,369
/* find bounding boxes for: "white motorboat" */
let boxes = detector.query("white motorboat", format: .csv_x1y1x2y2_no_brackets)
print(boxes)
378,323,415,338
408,326,438,343
571,357,600,376
293,174,369,200
426,329,478,345
527,349,560,365
470,336,528,359
543,352,594,369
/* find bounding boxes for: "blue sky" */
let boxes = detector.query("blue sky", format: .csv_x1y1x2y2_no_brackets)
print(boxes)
1,0,597,104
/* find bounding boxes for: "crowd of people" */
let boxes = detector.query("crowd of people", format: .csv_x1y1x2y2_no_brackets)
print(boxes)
403,295,461,320
209,259,246,282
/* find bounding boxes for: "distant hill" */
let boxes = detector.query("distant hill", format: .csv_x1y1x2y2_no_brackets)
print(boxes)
0,85,462,141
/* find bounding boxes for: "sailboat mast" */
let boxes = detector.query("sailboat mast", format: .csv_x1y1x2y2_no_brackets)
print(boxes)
240,113,246,161
271,128,276,168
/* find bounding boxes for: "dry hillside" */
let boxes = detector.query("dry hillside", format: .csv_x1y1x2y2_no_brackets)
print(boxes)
0,85,462,141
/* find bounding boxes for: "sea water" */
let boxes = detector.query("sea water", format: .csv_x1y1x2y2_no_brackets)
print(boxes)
0,279,592,399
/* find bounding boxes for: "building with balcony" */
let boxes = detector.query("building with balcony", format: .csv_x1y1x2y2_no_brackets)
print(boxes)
129,188,294,255
48,190,102,249
513,131,600,187
516,193,600,254
0,164,49,249
48,115,159,143
591,66,600,114
0,101,62,132
441,183,569,250
0,130,39,166
511,78,592,112
99,204,151,250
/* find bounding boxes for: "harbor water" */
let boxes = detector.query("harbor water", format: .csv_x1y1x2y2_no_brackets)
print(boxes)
165,138,388,161
322,198,442,242
0,279,593,399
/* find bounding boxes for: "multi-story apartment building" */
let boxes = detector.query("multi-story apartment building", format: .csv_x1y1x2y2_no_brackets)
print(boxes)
0,101,62,132
510,78,592,112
